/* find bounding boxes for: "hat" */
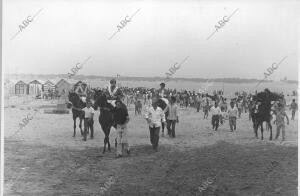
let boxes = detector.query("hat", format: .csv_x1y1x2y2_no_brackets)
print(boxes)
160,82,165,87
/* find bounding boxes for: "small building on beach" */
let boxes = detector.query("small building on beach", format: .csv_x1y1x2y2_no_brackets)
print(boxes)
43,80,56,94
4,79,17,96
55,79,74,96
15,80,29,95
28,80,43,96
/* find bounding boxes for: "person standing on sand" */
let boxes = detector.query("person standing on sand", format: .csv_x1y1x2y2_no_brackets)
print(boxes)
82,100,95,141
237,100,243,118
203,97,210,119
290,99,298,120
145,94,152,111
164,96,179,138
227,101,238,132
114,99,130,157
145,97,166,152
157,82,168,137
274,103,289,141
195,94,201,112
210,102,221,131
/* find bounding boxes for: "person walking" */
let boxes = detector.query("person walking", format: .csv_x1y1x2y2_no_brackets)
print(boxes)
290,99,298,120
114,99,130,157
157,82,168,137
211,102,221,131
145,97,166,152
227,101,238,131
274,103,289,141
203,98,210,119
82,101,95,141
195,94,201,112
237,100,242,118
164,96,179,138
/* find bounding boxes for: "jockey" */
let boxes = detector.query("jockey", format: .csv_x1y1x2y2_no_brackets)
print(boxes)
105,79,123,107
157,82,167,98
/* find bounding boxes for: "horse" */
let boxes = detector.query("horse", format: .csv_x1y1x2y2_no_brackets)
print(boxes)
93,89,116,153
251,89,283,140
67,92,86,137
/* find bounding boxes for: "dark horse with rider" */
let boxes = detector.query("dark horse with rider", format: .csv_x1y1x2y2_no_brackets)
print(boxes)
250,88,285,140
67,79,125,153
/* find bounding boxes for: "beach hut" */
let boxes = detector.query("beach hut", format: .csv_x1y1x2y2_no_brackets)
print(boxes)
55,79,74,96
4,79,17,96
28,80,43,96
43,80,56,93
15,80,29,96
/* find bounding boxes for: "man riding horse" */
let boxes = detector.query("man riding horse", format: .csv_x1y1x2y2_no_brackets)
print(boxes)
93,78,124,153
105,79,124,107
251,88,283,140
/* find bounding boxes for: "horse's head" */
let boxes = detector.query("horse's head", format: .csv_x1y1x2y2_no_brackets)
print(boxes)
68,92,85,109
93,89,102,100
93,89,110,109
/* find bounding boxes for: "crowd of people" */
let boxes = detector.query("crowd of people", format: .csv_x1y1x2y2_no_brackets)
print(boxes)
74,79,298,157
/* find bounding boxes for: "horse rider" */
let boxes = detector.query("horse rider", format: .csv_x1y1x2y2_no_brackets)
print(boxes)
105,78,124,107
157,82,167,99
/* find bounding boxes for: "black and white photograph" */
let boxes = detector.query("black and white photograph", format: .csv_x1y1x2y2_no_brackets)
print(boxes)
1,0,299,195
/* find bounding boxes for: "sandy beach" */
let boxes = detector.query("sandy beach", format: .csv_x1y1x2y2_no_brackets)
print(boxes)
4,96,298,196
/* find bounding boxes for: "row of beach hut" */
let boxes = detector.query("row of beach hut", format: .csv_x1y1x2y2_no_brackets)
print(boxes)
4,78,81,97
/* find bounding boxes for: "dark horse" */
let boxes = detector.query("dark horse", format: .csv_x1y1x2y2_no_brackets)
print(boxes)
67,92,86,137
251,89,282,140
93,89,116,153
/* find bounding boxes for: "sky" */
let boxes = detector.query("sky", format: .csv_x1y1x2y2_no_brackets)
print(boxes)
3,0,299,80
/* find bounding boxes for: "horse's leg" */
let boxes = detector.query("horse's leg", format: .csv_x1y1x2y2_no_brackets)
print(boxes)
103,133,107,154
73,116,76,137
268,121,272,140
254,127,258,139
79,118,83,136
253,120,258,139
107,128,111,152
261,123,264,140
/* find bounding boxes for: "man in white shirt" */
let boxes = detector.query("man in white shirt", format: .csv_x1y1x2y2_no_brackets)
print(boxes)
145,97,166,151
227,101,238,131
82,101,95,141
210,102,221,131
